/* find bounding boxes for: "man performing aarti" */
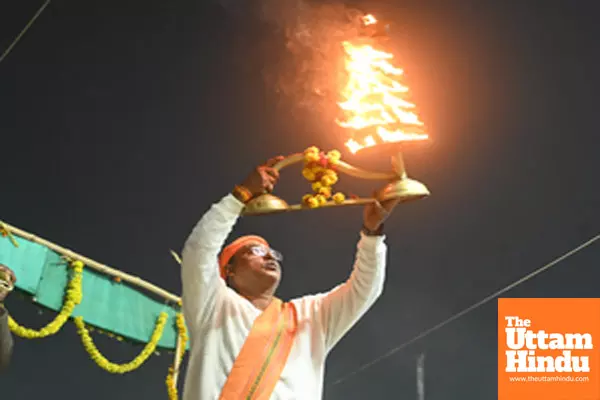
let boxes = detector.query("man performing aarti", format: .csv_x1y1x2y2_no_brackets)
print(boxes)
180,156,400,399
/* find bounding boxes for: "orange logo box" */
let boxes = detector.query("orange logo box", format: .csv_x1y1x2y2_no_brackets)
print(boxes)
498,298,600,400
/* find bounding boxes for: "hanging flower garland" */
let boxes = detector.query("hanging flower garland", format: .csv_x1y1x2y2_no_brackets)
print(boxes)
165,367,178,399
3,226,184,383
166,313,189,400
74,311,169,374
301,146,346,208
8,260,84,338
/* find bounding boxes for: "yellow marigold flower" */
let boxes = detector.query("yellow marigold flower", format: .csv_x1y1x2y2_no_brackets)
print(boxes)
304,152,320,163
166,368,178,400
302,194,313,204
305,196,319,208
324,169,337,178
303,146,320,163
302,168,316,181
315,194,327,205
311,181,322,192
326,150,341,164
321,174,337,186
304,146,319,155
333,192,346,204
312,166,325,175
318,186,331,198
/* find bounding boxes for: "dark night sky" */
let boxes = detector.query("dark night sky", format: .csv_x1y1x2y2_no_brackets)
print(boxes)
1,0,599,399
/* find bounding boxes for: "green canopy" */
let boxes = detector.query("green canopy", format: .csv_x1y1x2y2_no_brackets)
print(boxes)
0,232,184,350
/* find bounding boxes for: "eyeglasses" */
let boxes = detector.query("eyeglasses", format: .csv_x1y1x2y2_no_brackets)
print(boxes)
248,245,283,262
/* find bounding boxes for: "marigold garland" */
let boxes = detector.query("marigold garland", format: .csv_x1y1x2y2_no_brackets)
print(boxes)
166,313,189,400
2,230,185,384
74,311,168,374
301,146,346,208
8,260,84,338
166,367,178,399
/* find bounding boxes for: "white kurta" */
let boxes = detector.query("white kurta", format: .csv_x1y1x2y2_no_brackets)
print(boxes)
181,194,387,400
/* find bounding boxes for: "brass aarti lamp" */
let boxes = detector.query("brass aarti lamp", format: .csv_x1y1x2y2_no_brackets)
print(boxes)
242,141,429,216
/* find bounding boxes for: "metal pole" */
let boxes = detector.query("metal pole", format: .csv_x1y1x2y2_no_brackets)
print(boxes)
417,353,425,400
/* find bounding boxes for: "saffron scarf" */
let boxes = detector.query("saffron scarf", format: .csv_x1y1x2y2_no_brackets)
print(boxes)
219,298,298,400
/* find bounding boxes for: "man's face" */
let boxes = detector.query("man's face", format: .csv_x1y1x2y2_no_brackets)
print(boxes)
0,264,16,302
227,242,282,294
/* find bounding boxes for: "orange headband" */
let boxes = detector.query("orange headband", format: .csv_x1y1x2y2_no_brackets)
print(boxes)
218,235,269,280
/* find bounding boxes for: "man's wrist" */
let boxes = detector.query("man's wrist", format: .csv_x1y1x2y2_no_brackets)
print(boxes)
231,185,253,204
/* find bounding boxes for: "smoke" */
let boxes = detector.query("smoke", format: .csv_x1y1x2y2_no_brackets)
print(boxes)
266,0,365,108
267,0,366,108
216,0,370,113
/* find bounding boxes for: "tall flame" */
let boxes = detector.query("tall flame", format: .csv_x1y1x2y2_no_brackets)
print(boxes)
336,15,428,154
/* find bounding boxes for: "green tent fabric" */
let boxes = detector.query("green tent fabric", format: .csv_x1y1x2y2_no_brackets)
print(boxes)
0,232,185,350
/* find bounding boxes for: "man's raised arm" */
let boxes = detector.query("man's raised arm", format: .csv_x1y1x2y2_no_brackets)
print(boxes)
317,199,400,351
181,194,245,328
318,231,387,351
180,156,283,329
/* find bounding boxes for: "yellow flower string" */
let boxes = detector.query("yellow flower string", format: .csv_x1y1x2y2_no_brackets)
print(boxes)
74,312,168,374
301,146,346,208
4,241,183,381
8,260,84,338
165,367,178,399
166,313,189,400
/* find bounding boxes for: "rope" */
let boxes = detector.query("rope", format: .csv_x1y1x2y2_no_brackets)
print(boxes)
329,232,600,388
0,0,51,66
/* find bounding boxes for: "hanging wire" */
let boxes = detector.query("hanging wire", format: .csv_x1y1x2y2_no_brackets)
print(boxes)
0,0,51,66
329,232,600,387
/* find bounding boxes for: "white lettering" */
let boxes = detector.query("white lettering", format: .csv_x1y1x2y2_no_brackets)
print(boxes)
565,333,594,350
503,317,594,374
505,316,531,328
505,350,590,373
505,326,593,350
505,328,526,350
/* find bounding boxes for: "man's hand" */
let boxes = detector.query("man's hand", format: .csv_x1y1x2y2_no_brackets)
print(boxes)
363,197,401,233
0,265,16,303
240,156,284,196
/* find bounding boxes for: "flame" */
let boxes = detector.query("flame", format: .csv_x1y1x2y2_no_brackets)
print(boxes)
362,14,377,26
336,14,428,154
